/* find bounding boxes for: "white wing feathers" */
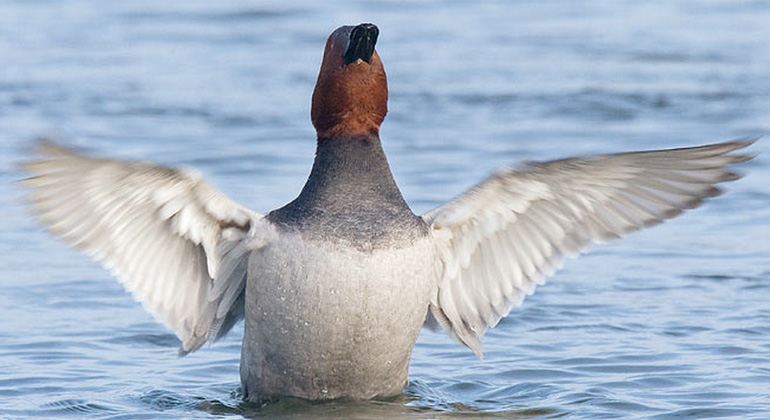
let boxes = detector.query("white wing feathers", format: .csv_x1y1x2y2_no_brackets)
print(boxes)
23,140,275,354
423,141,754,358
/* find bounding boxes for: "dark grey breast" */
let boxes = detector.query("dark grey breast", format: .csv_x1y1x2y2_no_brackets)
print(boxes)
267,136,428,251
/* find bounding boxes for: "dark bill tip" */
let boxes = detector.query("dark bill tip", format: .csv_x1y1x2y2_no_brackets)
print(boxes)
344,23,379,65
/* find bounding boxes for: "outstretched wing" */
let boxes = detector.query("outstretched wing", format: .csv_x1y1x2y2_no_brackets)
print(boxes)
423,141,754,358
23,140,276,354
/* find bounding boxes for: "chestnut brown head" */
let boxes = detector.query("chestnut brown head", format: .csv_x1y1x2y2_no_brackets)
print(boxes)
311,24,388,140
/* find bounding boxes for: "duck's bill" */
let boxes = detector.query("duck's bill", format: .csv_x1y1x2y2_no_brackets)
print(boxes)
344,23,379,65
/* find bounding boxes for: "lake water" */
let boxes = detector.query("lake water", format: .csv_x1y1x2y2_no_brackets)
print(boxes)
1,1,769,419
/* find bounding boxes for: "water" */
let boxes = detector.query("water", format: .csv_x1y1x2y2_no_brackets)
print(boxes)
1,0,769,418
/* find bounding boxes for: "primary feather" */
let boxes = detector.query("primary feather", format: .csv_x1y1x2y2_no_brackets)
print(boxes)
23,140,276,354
423,141,754,358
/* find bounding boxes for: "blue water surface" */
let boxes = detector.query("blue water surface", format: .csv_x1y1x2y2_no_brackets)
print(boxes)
1,1,769,419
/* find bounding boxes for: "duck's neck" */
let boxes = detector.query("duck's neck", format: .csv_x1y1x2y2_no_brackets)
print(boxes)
268,136,427,246
298,135,404,206
267,135,424,248
272,134,414,221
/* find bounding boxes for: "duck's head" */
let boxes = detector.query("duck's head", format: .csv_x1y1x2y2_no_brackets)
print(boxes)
311,23,388,140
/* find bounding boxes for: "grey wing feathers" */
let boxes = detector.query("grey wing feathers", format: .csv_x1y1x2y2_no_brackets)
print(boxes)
423,141,754,358
22,140,275,354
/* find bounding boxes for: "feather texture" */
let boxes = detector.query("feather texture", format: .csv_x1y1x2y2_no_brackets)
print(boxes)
23,140,275,354
423,141,754,358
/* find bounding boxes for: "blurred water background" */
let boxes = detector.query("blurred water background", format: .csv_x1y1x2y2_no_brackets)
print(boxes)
1,1,769,419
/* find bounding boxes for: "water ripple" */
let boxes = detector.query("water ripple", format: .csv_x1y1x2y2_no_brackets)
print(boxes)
2,0,769,419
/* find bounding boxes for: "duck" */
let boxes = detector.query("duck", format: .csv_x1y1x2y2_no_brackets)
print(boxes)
23,23,754,403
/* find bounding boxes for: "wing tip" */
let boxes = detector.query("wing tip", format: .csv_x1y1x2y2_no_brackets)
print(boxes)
18,138,83,177
178,336,207,357
460,328,485,360
32,137,76,157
